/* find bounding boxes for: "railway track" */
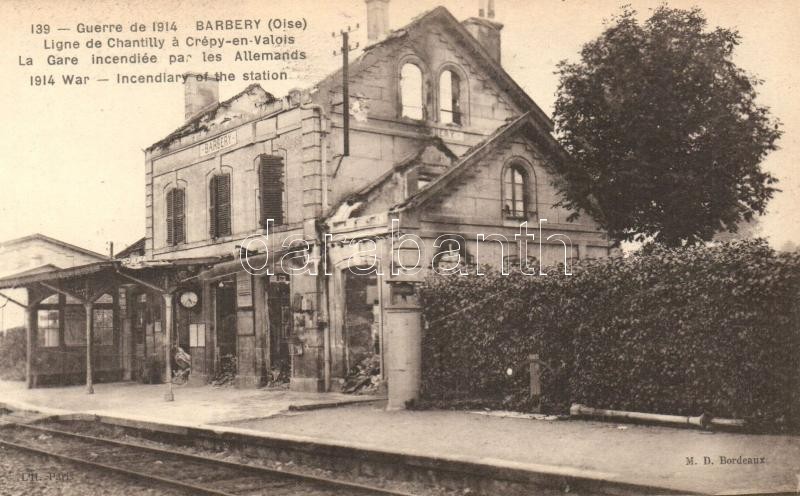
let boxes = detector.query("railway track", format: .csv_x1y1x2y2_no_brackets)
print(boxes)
0,414,417,496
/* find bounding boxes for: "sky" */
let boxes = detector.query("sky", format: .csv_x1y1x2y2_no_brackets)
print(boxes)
0,0,797,256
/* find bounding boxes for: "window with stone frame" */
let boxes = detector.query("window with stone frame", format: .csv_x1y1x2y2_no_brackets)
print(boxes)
400,63,424,120
166,187,186,246
439,69,462,125
209,173,232,238
258,154,285,227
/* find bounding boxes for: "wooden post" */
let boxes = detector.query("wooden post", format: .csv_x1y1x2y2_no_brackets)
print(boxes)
342,30,350,156
163,293,174,401
85,302,94,394
24,306,34,389
529,354,542,413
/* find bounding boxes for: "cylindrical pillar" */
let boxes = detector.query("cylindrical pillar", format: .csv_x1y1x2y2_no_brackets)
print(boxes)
84,302,94,394
163,293,174,401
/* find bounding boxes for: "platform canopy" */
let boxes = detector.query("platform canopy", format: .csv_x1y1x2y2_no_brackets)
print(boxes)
0,256,224,396
0,261,117,290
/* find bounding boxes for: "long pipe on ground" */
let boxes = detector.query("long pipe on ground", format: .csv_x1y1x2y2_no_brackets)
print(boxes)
570,403,745,430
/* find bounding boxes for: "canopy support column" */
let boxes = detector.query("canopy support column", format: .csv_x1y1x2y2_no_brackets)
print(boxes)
24,306,34,389
163,293,174,402
84,302,94,394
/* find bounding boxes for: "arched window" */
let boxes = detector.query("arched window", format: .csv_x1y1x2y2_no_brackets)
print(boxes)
439,69,462,125
503,164,532,218
166,188,186,246
209,174,231,238
258,154,285,227
400,63,423,120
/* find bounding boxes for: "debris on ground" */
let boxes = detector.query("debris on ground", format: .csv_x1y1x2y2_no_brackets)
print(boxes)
342,354,383,395
262,361,290,389
211,355,237,387
172,347,191,384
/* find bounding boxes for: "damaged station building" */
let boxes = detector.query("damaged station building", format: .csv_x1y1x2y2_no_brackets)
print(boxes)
0,1,609,405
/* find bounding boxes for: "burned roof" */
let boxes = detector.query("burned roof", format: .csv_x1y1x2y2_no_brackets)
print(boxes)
314,6,553,132
147,84,276,152
148,6,553,154
115,237,146,259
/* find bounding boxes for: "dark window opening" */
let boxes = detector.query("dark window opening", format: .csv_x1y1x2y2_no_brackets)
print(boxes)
439,69,462,125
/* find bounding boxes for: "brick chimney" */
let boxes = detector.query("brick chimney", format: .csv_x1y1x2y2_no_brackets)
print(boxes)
184,72,219,120
463,0,503,64
365,0,390,43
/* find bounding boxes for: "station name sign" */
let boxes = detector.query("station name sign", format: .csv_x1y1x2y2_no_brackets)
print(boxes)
200,131,237,156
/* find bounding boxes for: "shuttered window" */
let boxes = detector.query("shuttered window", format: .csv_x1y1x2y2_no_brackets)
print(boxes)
209,174,232,238
258,155,285,228
166,188,186,246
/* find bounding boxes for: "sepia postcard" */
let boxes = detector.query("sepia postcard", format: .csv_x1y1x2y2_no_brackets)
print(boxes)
0,0,798,494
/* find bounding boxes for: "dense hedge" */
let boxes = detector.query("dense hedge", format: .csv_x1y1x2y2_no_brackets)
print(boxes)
418,240,800,430
0,327,26,381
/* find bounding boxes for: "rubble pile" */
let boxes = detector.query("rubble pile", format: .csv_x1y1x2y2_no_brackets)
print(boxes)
211,354,237,387
343,354,382,395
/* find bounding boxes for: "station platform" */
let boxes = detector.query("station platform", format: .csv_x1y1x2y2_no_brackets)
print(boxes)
1,380,797,495
0,380,378,425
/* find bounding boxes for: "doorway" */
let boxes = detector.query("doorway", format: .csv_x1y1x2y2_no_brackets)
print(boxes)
267,274,291,380
215,280,237,376
343,270,380,373
131,292,147,382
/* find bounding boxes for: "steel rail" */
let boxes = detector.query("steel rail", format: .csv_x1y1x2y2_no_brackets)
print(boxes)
0,437,238,496
0,421,418,496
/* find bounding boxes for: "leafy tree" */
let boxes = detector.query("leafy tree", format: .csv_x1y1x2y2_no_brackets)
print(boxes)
552,6,782,246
